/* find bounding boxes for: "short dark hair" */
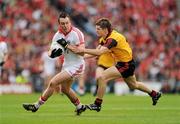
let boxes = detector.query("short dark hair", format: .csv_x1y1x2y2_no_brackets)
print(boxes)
58,11,70,24
95,18,112,31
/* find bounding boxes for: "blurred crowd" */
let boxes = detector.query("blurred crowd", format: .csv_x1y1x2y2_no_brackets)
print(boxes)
0,0,179,93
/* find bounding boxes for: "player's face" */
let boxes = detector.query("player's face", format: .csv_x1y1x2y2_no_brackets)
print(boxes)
59,17,71,33
95,25,107,37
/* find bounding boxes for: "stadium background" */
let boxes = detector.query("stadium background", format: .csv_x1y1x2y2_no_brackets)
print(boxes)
0,0,180,124
0,0,179,94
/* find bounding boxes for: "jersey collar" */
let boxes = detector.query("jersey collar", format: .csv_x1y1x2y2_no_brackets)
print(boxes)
104,29,112,40
58,26,73,36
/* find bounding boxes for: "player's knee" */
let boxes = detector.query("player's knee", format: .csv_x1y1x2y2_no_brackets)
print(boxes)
97,75,106,81
61,87,69,94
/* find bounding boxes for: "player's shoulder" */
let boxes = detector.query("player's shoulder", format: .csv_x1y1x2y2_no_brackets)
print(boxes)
111,30,121,36
114,30,125,37
72,27,84,35
54,30,64,37
110,30,126,40
52,31,63,42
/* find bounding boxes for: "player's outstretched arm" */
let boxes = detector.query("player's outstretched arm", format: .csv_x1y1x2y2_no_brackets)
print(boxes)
84,54,96,59
84,46,111,56
69,45,110,56
67,44,85,56
83,45,102,59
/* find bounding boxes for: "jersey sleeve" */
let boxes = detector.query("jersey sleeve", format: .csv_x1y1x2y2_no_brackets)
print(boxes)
73,28,85,46
104,38,117,49
78,31,85,45
52,32,61,43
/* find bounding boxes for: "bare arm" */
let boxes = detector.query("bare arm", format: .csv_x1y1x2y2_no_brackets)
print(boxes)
70,45,111,56
67,44,85,56
84,54,96,59
83,46,110,56
83,45,102,59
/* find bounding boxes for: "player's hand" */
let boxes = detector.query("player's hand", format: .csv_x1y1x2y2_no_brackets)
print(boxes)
49,48,63,58
56,38,68,48
0,61,5,67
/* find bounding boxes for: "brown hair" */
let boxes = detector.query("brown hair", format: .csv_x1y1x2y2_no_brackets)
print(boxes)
58,11,70,24
95,18,112,31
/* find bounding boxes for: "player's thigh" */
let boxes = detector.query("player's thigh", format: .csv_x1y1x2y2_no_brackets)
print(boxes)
50,70,72,86
101,66,122,81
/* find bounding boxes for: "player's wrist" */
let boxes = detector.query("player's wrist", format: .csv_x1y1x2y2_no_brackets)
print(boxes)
65,44,69,48
82,48,86,53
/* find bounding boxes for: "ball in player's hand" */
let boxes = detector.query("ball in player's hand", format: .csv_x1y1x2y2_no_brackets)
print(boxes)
49,40,65,58
50,41,65,54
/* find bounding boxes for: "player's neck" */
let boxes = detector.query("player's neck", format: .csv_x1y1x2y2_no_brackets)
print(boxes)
102,32,109,39
58,26,72,36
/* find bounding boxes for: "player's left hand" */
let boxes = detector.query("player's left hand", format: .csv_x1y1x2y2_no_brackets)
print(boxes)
56,38,68,48
49,48,63,58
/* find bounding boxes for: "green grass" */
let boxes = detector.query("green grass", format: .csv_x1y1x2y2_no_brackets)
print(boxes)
0,93,179,124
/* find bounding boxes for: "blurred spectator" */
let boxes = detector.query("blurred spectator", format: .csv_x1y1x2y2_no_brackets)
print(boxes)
0,0,179,94
40,45,57,90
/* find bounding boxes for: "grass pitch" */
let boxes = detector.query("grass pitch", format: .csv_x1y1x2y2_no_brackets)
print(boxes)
0,93,179,124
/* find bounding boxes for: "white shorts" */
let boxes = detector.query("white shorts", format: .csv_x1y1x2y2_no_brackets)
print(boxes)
62,63,85,77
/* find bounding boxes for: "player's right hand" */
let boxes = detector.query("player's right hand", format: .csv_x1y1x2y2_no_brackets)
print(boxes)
49,48,63,58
